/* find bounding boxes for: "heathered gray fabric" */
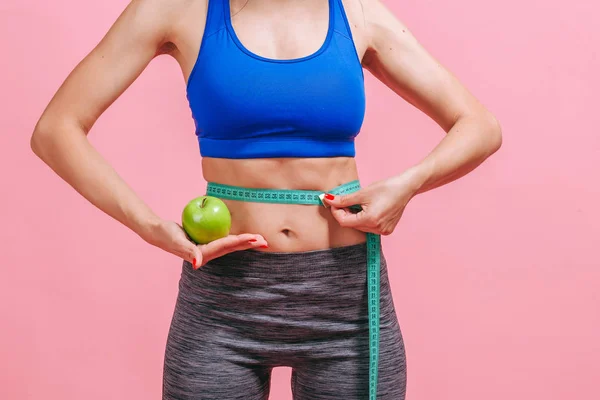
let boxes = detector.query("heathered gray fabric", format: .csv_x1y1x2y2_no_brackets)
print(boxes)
162,241,407,399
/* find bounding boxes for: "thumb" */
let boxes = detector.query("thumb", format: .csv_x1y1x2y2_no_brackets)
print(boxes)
180,240,203,269
178,224,204,268
190,246,203,269
324,190,364,208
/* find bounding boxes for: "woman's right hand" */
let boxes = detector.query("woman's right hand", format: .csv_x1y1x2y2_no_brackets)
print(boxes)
144,219,268,269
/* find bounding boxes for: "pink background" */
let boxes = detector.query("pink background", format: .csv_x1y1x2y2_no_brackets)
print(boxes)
1,0,599,399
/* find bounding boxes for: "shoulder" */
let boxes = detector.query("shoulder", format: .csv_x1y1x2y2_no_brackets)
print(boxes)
338,0,373,60
120,0,203,36
355,0,407,38
127,0,198,13
353,0,417,66
339,0,368,31
340,0,391,24
339,0,406,64
339,1,404,48
117,0,208,54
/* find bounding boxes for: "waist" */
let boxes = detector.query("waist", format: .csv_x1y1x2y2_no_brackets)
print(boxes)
201,155,359,190
201,159,365,251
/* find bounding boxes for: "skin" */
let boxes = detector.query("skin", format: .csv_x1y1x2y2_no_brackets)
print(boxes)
30,0,502,269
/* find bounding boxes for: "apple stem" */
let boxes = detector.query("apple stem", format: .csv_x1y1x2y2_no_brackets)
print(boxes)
201,197,208,208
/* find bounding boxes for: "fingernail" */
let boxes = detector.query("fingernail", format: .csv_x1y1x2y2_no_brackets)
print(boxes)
260,244,269,248
249,239,257,242
325,193,335,200
192,258,197,268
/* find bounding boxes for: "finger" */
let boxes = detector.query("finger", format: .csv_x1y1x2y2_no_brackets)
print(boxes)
223,233,268,251
177,239,203,269
323,190,365,208
230,234,269,251
330,205,370,229
199,234,267,265
200,235,244,257
190,246,203,269
206,236,267,262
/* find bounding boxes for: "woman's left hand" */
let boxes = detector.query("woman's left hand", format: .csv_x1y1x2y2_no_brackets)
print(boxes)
322,170,422,235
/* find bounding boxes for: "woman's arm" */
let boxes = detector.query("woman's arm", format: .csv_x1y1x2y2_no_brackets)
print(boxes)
30,0,267,267
323,0,502,233
362,0,502,194
31,0,176,238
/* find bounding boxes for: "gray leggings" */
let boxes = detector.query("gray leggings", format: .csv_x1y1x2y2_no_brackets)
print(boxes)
162,242,407,399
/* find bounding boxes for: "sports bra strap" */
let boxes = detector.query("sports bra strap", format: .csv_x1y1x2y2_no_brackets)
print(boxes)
204,0,226,37
332,0,355,41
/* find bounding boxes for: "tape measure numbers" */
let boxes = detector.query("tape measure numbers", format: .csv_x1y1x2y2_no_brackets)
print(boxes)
206,180,381,400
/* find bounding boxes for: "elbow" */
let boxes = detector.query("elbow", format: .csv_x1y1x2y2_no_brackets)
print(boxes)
30,118,53,159
482,111,502,156
30,115,79,160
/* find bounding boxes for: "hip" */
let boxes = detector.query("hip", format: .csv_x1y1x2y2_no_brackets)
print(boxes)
175,241,397,342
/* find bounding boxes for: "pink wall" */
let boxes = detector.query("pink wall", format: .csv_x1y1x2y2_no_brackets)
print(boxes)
1,0,599,399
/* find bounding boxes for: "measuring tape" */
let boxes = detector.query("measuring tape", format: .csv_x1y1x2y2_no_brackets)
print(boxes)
206,180,381,399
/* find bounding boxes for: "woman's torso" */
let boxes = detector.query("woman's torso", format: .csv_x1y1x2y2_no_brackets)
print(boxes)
168,0,370,251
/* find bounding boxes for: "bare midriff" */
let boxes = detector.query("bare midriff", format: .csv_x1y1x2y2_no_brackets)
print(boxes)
202,156,367,252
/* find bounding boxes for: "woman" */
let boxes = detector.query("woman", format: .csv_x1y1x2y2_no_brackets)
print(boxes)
30,0,502,398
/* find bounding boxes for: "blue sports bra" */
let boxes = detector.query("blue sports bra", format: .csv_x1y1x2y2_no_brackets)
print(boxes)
186,0,365,159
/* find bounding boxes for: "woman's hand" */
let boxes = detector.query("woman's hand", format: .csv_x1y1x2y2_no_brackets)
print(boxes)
143,219,268,269
322,170,423,236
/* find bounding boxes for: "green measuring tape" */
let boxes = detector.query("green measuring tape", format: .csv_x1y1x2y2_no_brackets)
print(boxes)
206,179,381,399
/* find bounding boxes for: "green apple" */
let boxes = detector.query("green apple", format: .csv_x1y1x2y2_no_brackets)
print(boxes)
182,196,231,244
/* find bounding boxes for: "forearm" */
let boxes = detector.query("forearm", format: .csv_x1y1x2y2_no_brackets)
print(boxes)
406,113,502,195
30,121,161,241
